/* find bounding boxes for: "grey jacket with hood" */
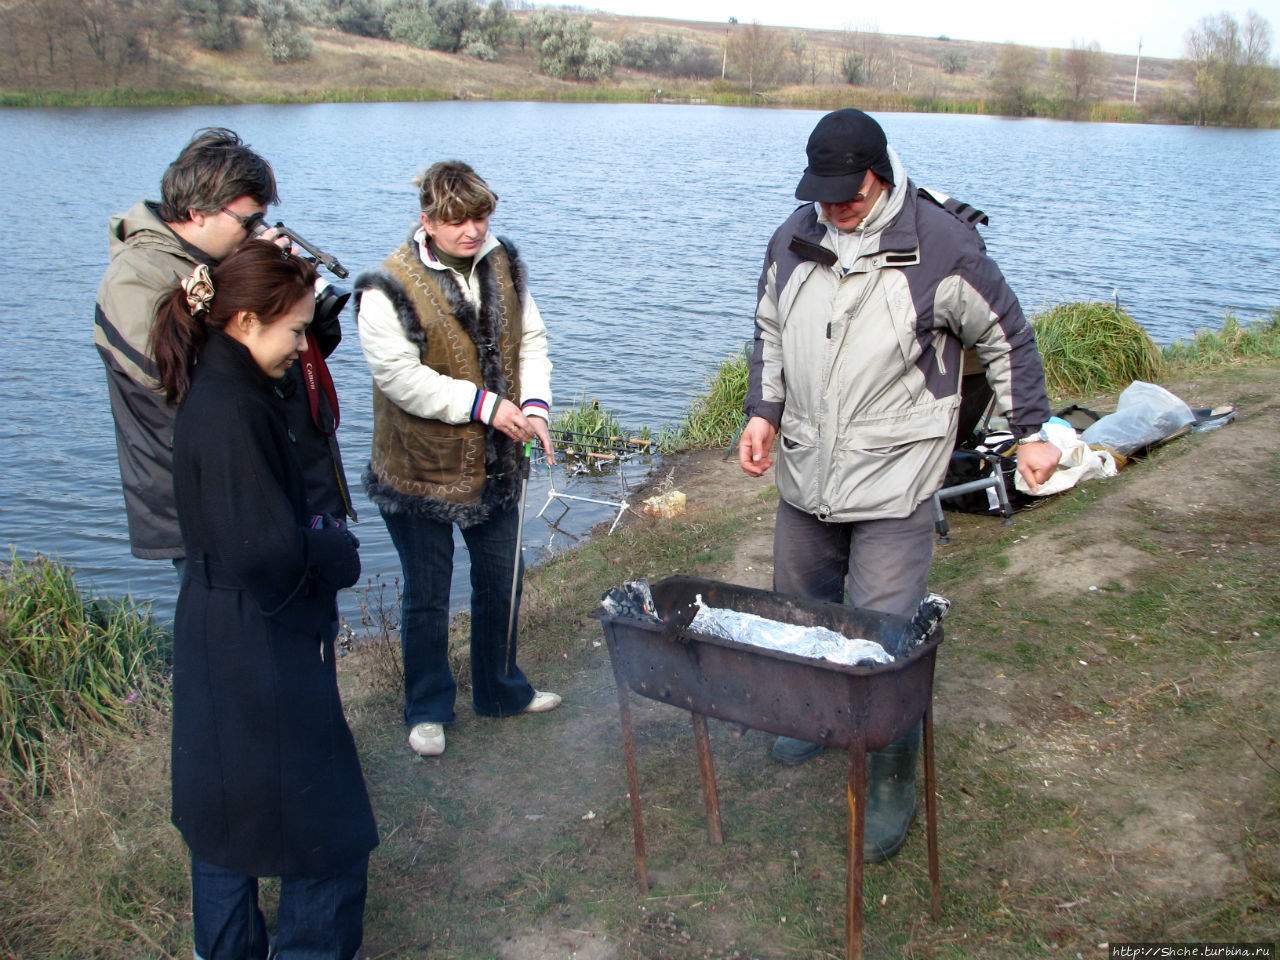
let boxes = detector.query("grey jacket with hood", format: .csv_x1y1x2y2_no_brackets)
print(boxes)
95,201,202,559
745,148,1050,523
95,201,351,559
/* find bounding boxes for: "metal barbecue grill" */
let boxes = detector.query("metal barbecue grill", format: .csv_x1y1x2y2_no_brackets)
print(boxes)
595,576,943,960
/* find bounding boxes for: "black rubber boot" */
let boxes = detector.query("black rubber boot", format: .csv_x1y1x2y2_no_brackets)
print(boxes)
863,721,921,863
772,736,825,765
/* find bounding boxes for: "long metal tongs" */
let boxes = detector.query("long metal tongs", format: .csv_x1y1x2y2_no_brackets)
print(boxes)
505,442,532,677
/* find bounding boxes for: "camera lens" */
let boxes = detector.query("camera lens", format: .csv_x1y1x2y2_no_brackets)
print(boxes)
246,214,270,240
314,282,351,328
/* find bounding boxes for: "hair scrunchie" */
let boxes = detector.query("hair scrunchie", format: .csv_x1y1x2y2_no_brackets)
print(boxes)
182,263,215,316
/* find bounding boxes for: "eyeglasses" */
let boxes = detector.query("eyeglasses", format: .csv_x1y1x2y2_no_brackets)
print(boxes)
221,207,265,232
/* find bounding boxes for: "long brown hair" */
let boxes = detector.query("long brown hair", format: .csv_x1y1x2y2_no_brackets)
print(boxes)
151,240,318,404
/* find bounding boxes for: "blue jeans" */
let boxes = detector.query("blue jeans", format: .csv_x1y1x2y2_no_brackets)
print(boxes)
190,855,367,960
381,504,535,724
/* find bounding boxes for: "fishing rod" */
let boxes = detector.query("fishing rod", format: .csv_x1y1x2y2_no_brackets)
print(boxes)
550,428,654,446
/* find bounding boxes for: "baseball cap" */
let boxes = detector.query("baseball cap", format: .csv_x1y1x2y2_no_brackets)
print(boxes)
795,109,895,203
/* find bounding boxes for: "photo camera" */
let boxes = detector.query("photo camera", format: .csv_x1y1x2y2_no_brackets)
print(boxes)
242,212,350,326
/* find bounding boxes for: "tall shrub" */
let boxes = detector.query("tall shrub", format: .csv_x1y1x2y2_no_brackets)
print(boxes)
529,10,619,81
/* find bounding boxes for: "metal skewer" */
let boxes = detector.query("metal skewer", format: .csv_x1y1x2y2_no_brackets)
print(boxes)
505,441,532,677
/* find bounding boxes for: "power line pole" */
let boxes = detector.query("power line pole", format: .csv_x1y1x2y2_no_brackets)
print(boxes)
1132,38,1142,104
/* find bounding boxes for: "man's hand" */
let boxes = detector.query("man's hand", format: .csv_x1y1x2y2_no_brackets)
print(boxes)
253,222,297,255
1016,440,1061,494
738,416,776,477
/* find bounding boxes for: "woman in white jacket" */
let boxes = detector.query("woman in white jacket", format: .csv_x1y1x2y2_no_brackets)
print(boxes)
355,161,559,759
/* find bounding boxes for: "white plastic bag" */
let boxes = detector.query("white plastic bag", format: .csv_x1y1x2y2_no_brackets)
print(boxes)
1014,421,1117,496
1080,381,1195,456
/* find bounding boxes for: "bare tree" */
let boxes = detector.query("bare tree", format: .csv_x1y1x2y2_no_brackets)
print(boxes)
1054,38,1105,113
0,0,73,85
0,0,175,89
786,29,807,84
1184,9,1277,126
839,21,888,87
726,20,786,93
76,0,173,85
987,42,1038,114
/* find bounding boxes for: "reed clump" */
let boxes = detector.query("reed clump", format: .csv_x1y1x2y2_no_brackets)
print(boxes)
660,346,750,452
550,394,654,466
551,393,627,439
1032,301,1163,397
1162,308,1280,366
0,553,171,797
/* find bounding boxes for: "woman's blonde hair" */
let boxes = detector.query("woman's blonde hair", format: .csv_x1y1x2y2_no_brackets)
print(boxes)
415,160,498,224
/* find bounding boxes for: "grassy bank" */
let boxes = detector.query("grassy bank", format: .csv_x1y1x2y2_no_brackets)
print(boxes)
8,83,1271,127
3,315,1278,957
4,11,1275,127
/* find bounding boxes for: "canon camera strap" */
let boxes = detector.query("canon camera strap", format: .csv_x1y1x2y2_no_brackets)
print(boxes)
301,331,357,520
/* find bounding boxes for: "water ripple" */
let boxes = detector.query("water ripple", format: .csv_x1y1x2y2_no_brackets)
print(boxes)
1,103,1276,617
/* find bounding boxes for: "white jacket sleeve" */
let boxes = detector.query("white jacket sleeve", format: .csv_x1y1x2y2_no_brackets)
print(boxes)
517,289,553,419
356,287,479,424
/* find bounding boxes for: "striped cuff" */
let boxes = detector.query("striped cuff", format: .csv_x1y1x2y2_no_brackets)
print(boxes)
472,389,501,425
521,398,550,421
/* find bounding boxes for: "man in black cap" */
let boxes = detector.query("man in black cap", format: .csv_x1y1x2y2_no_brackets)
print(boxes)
739,109,1059,862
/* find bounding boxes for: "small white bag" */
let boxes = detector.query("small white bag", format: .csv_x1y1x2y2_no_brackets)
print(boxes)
1014,421,1118,496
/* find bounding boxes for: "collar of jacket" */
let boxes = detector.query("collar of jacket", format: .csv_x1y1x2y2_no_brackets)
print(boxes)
787,182,922,271
196,329,283,396
108,200,214,264
412,224,501,278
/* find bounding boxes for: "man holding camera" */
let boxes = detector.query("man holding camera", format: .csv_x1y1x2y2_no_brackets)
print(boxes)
95,127,354,565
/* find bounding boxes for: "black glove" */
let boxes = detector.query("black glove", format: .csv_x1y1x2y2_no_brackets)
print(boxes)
305,524,361,590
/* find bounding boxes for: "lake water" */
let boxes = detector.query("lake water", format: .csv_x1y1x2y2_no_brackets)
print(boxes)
1,102,1277,621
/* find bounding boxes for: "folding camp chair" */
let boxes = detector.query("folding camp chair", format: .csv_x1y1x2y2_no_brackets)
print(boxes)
932,372,1015,544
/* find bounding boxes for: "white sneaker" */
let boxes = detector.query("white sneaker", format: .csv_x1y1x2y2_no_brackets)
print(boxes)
408,722,445,756
524,690,562,714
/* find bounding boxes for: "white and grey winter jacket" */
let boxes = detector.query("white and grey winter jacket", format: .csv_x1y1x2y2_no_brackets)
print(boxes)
745,152,1050,523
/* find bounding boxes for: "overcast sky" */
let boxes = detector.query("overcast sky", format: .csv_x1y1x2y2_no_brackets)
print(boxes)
580,0,1280,61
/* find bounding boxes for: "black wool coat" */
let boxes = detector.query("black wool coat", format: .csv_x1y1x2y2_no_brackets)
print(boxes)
170,331,377,877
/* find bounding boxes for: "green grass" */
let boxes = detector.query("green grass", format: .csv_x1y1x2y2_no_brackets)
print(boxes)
1162,308,1280,367
1032,301,1163,396
551,393,628,439
0,87,240,107
0,553,171,797
549,393,655,465
659,347,750,453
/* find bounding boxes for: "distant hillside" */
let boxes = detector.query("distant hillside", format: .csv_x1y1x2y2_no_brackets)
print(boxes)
1,4,1270,126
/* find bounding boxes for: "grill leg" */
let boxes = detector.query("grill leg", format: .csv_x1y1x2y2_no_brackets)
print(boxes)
923,703,941,920
691,712,724,845
614,681,649,894
846,731,867,960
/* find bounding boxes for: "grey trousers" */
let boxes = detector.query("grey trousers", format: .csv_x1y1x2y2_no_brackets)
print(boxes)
772,498,935,618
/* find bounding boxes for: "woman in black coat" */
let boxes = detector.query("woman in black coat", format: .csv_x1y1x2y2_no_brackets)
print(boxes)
152,240,377,960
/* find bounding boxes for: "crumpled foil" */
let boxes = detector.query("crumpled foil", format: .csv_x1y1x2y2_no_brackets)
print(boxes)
599,579,660,622
688,594,893,666
599,580,950,666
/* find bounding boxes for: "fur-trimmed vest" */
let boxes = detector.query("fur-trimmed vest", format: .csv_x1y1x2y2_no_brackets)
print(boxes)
356,238,525,528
